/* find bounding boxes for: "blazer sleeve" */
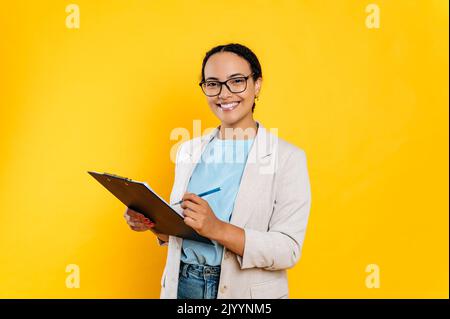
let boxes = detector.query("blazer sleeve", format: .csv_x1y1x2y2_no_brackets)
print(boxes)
236,149,312,270
156,142,185,247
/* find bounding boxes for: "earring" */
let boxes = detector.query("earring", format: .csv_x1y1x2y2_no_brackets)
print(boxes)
255,96,259,101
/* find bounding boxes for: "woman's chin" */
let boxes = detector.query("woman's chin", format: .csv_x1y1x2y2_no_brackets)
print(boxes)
212,106,250,123
216,112,242,125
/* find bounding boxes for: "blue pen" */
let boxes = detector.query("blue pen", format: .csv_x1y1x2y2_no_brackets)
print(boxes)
171,187,221,206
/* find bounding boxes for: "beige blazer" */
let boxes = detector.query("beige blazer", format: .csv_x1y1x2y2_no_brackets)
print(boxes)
158,121,311,299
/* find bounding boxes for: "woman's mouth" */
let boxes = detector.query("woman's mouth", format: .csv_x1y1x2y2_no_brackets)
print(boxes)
217,101,240,111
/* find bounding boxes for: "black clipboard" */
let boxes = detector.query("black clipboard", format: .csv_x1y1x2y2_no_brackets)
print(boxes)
88,171,213,245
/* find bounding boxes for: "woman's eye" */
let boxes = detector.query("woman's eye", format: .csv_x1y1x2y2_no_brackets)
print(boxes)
206,82,218,87
230,78,244,84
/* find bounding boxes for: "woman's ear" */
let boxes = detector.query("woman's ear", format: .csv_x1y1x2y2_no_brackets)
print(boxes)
255,77,262,97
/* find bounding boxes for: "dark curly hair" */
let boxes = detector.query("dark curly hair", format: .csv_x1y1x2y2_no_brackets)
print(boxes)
200,43,262,113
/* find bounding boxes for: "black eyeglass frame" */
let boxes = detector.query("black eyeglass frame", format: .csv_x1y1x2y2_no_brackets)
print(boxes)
199,73,254,97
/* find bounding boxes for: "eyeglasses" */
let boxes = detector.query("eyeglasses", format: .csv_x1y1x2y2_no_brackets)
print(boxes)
199,73,254,97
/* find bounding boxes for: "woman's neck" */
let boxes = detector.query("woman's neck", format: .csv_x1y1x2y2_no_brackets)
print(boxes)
218,117,258,140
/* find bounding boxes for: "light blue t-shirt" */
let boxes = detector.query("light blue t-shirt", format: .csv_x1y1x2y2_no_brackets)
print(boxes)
181,135,254,266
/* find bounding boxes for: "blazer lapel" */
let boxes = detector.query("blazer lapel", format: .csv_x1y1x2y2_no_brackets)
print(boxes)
229,122,277,228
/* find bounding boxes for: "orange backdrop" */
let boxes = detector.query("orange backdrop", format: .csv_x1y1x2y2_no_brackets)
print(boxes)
0,0,448,298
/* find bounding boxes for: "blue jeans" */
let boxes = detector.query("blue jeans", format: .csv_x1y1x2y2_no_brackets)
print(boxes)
177,261,221,299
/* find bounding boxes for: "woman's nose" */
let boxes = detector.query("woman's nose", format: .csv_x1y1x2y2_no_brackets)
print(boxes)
218,83,233,99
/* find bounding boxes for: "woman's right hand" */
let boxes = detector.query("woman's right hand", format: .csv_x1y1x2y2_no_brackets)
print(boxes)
124,208,169,242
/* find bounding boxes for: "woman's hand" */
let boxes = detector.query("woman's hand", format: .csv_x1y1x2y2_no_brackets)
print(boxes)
123,208,169,242
180,192,225,240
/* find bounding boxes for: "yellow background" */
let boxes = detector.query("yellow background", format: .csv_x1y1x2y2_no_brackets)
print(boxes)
0,0,448,298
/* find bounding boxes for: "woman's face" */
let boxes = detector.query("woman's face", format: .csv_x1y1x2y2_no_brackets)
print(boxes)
203,52,261,126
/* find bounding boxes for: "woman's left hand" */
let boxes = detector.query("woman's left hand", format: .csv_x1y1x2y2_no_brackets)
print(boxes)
180,192,224,239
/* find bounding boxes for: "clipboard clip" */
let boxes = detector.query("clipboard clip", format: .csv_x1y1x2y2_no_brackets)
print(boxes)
103,172,132,181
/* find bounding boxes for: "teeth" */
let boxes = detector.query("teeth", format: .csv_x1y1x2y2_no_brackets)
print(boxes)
219,102,239,110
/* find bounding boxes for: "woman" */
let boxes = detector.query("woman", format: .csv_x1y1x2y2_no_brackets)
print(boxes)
124,43,311,299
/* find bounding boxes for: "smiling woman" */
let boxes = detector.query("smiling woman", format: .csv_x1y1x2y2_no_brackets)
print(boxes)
124,43,311,299
200,44,263,130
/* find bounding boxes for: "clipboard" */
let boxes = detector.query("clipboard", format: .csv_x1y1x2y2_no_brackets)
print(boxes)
88,171,213,245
